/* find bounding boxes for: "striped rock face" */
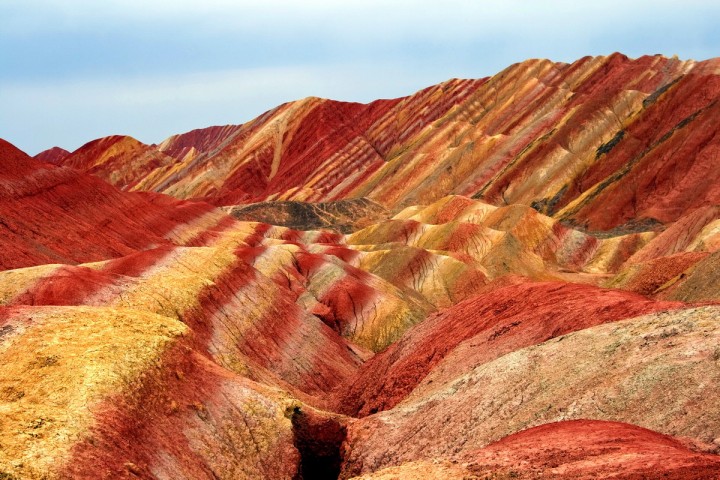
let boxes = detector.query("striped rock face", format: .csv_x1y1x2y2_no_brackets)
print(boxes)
58,54,720,234
350,421,720,480
2,53,720,479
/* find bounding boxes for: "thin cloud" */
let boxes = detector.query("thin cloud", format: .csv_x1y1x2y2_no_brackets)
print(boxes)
1,0,719,154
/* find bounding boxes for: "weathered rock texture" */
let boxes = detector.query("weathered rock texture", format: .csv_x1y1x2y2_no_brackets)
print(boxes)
0,139,218,270
352,421,720,479
1,53,719,479
58,54,720,234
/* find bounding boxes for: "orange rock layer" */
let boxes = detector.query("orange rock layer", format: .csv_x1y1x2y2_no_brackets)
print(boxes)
58,53,720,234
1,53,719,479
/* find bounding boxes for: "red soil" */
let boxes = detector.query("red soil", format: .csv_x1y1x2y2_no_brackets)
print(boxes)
158,124,244,160
272,248,406,340
184,215,239,247
334,281,683,417
33,56,718,236
465,420,720,479
2,54,719,479
33,146,70,165
179,80,483,206
316,245,362,264
617,251,709,297
629,205,720,263
9,247,175,306
61,135,177,189
62,342,300,480
0,139,215,271
181,251,363,398
476,55,719,231
567,72,720,230
661,250,720,303
428,196,479,224
213,98,401,205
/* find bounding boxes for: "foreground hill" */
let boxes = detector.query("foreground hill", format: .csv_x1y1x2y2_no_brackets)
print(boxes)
5,53,720,479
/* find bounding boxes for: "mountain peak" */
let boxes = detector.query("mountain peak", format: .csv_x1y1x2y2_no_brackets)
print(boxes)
34,146,71,165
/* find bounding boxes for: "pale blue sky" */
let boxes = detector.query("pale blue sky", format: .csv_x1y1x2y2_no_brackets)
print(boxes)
2,0,719,155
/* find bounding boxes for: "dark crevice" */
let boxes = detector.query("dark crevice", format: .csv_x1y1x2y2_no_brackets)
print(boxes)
642,75,684,108
558,100,717,223
291,407,346,480
595,130,625,159
530,185,568,216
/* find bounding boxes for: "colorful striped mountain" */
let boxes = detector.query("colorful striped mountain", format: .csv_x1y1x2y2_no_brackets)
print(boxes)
3,53,720,479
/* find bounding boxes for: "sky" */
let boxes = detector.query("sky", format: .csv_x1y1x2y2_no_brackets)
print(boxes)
1,0,719,155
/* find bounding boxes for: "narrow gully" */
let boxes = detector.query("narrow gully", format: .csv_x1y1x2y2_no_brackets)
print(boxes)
291,407,347,480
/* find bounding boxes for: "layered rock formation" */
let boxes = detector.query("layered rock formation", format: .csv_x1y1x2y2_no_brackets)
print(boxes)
57,54,720,234
352,421,720,479
33,146,70,165
1,53,719,479
0,139,218,270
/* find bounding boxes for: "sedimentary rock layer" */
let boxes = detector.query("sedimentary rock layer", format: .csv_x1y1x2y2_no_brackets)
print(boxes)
340,306,720,477
2,52,719,479
0,139,218,270
333,281,684,417
57,54,720,234
352,421,720,479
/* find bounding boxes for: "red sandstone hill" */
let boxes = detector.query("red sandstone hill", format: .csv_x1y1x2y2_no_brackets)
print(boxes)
332,281,684,417
33,146,70,165
1,53,719,479
57,53,720,233
352,421,720,479
0,138,218,270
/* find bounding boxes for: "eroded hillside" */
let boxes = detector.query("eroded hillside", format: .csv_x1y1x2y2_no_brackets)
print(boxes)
4,53,720,479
